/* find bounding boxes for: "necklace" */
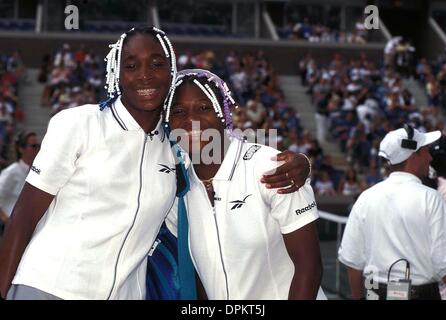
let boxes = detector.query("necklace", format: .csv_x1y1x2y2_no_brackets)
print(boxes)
200,178,215,206
201,178,214,190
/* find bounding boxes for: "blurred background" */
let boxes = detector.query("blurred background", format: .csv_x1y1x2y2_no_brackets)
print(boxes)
0,0,445,299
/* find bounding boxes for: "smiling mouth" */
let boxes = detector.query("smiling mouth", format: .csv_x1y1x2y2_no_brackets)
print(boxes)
136,89,159,98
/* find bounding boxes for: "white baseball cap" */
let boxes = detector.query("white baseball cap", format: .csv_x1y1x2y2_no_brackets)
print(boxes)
378,127,441,165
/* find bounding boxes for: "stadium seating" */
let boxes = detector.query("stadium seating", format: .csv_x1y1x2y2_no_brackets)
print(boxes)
0,19,35,32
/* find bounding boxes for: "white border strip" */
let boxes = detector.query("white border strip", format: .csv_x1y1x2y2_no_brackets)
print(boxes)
318,210,348,225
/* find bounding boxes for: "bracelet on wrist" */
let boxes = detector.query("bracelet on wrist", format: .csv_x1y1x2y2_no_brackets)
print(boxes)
299,152,312,179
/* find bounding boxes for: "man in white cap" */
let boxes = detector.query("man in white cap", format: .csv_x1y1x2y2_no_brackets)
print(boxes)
338,124,446,300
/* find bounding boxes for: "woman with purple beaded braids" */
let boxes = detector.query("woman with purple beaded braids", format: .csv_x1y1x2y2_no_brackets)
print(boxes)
157,69,326,300
0,27,309,300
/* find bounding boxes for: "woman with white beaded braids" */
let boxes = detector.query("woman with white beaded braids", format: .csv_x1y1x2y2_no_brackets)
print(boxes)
0,27,309,300
155,69,326,300
0,26,180,300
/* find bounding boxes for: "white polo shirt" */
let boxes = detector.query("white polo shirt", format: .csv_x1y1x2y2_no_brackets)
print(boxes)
338,172,446,285
0,160,29,217
13,98,177,300
168,138,321,299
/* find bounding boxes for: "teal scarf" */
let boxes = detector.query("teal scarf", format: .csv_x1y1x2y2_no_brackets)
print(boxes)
167,124,197,300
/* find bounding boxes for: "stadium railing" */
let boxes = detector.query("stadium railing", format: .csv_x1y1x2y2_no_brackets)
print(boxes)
319,210,348,297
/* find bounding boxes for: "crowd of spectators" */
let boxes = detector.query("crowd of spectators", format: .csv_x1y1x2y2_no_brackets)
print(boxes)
415,51,446,113
300,52,445,197
279,17,369,44
38,43,103,115
0,51,25,169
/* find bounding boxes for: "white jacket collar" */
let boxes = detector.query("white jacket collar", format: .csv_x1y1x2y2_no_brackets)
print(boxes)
182,136,245,181
111,97,165,141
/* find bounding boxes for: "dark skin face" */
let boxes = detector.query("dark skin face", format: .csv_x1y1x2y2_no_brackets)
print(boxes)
119,34,172,132
170,82,226,151
169,82,225,180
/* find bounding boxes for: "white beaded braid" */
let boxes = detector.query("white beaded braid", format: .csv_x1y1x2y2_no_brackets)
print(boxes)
223,82,236,105
100,26,177,111
192,79,223,120
165,78,184,122
104,32,127,97
204,83,224,119
156,34,170,58
162,34,177,113
152,26,165,35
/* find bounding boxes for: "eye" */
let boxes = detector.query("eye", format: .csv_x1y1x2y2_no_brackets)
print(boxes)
170,106,185,116
151,59,167,69
200,104,212,111
124,63,136,70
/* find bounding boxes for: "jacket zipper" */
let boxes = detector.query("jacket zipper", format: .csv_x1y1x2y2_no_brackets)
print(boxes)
200,181,230,299
212,206,230,300
106,133,148,299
